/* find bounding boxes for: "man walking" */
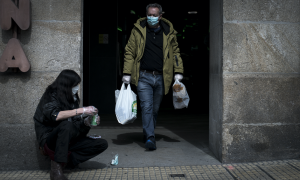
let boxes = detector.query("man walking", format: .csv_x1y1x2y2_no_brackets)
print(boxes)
122,3,184,150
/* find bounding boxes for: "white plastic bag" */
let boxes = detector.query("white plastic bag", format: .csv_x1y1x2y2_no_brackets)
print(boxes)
172,79,190,109
115,90,120,103
115,83,137,124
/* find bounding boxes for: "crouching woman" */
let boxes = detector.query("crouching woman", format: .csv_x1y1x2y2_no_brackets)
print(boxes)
33,69,108,180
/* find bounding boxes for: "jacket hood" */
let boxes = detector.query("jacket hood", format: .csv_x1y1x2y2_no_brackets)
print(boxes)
135,17,177,36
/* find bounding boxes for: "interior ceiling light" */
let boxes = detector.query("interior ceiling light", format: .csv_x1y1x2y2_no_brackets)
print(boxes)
188,11,197,14
162,11,165,14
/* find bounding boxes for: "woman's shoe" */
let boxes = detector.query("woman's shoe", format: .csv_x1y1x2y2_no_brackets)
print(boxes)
50,160,68,180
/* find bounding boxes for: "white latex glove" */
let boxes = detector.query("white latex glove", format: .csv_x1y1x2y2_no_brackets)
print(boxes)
82,106,98,116
122,75,131,84
83,114,100,127
174,74,183,82
96,115,100,125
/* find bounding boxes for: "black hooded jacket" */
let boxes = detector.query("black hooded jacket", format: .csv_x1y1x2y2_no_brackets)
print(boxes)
33,91,90,148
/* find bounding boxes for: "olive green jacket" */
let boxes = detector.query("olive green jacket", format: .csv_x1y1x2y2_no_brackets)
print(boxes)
123,17,184,95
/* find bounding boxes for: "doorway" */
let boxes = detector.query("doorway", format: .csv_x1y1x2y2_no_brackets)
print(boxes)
116,1,209,114
82,0,216,167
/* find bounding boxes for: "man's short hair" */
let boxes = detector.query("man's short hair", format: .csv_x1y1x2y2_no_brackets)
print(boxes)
146,3,163,15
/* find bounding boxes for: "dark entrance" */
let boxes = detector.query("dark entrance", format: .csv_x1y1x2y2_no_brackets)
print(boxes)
83,0,209,115
116,1,209,115
82,0,215,167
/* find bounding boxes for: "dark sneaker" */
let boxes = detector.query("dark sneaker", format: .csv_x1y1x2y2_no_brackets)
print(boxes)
145,137,156,150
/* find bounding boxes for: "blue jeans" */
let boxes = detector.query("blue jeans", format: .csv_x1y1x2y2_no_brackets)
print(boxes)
137,71,164,139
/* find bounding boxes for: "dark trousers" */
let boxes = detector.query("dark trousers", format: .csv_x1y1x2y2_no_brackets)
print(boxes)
137,71,164,139
46,121,108,167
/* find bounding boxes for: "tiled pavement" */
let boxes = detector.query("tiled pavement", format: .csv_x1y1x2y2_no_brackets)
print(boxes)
1,159,300,180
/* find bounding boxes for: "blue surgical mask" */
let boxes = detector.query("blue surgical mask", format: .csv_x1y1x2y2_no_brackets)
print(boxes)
147,16,159,26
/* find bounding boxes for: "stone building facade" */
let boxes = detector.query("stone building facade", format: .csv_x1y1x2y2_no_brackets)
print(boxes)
0,0,299,170
210,0,300,163
0,0,83,170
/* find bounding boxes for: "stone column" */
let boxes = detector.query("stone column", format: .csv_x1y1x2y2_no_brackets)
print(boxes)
209,0,224,161
0,0,82,170
222,0,300,163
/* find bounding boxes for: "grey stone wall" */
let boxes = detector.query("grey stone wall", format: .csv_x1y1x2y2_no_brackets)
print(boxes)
222,0,300,163
0,0,82,170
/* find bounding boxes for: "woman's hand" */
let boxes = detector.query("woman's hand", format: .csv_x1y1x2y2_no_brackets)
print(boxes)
96,115,100,125
83,114,100,127
82,106,98,116
83,116,91,127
